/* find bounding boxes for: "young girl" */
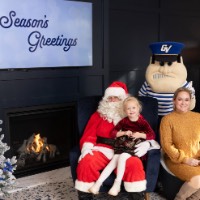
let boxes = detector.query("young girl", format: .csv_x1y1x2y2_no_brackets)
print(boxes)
89,96,155,196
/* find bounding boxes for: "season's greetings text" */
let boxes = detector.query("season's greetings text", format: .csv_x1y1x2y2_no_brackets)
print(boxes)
0,11,78,52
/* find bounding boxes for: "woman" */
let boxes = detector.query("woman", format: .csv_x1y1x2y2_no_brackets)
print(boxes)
160,87,200,200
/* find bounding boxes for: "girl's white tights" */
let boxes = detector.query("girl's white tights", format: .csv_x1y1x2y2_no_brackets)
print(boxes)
89,153,131,195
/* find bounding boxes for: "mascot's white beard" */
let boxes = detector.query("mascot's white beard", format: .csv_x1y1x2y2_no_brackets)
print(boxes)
97,99,125,125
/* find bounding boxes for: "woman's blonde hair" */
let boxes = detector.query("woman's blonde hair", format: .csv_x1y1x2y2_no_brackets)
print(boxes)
173,87,192,100
123,96,142,113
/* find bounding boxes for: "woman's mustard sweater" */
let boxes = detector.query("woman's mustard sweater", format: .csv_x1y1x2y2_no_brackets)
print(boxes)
160,111,200,181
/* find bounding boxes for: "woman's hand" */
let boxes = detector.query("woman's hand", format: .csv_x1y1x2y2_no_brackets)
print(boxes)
183,158,200,166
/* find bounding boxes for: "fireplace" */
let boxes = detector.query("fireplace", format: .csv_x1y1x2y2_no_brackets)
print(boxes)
4,102,76,178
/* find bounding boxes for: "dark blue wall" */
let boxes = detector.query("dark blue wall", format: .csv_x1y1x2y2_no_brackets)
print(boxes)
109,0,200,112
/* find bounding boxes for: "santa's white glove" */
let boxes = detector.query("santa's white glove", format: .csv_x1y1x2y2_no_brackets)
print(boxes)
134,141,150,157
188,81,195,98
78,142,94,162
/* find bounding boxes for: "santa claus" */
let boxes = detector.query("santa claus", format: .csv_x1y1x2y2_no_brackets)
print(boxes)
75,81,159,200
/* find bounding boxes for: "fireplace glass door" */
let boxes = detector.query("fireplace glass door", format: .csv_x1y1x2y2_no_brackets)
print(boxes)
5,103,76,177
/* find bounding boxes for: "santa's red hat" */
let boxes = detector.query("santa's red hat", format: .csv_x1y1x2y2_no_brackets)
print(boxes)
103,81,129,100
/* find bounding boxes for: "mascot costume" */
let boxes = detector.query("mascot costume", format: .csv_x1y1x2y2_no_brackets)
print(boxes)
138,41,196,123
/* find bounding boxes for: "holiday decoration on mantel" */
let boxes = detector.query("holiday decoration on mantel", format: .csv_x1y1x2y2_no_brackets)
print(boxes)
0,134,17,196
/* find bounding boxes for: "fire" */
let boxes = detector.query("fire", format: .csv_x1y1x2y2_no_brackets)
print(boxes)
17,132,59,164
27,133,48,153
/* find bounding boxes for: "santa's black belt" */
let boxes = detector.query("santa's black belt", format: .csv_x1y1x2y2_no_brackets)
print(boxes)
97,136,115,146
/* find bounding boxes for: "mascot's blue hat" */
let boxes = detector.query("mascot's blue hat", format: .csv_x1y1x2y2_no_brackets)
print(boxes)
149,41,185,55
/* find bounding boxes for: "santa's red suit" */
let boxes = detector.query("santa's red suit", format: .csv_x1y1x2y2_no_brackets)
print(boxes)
75,111,148,193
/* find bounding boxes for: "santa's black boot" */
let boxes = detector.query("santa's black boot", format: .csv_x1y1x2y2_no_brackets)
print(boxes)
78,191,94,200
128,191,145,200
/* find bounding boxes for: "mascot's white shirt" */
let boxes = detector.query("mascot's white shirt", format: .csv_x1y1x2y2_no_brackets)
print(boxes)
138,81,189,116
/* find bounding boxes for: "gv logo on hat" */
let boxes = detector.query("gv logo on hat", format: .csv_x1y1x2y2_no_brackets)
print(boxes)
160,45,172,53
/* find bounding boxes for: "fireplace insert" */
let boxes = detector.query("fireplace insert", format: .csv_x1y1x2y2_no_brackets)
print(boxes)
4,102,76,178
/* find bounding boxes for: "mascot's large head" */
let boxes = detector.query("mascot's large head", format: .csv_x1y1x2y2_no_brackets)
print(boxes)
145,41,187,93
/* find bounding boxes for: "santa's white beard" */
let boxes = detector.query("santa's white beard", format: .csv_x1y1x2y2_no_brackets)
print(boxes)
97,100,125,125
